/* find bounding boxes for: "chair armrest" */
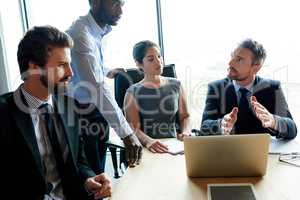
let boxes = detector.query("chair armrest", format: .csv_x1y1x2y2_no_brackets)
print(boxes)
106,128,125,149
106,140,125,149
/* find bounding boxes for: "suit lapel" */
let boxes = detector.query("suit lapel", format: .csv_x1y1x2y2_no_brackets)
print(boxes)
252,76,271,96
225,79,238,113
12,88,44,176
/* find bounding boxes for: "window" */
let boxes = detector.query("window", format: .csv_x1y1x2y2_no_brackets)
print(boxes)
25,0,158,91
0,1,25,91
102,0,158,68
25,0,158,69
0,13,10,94
25,0,90,31
161,0,300,129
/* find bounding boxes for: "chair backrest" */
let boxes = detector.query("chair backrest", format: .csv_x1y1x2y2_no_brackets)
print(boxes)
114,64,176,109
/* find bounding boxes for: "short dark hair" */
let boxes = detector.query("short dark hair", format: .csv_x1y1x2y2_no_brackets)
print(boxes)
238,39,266,65
17,25,73,80
132,40,159,64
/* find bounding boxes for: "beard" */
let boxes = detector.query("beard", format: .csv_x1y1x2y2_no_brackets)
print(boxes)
40,74,69,95
94,8,120,26
227,67,246,81
40,74,49,88
227,73,249,81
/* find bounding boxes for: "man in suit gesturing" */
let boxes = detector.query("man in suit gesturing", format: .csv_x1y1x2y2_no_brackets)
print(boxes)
0,26,111,199
201,39,297,139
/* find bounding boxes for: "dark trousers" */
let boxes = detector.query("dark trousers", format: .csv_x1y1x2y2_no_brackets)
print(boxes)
79,104,109,174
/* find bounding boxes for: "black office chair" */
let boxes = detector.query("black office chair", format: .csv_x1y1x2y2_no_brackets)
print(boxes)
114,64,177,108
108,64,177,178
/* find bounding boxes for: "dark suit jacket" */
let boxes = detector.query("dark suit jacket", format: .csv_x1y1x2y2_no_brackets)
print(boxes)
0,87,96,200
200,76,297,139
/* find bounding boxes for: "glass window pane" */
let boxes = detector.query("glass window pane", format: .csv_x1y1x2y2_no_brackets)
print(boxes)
0,1,25,91
102,0,158,68
26,0,158,69
26,0,90,31
161,0,300,128
25,0,158,92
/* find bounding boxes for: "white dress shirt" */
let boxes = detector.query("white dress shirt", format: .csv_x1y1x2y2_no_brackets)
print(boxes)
232,80,254,103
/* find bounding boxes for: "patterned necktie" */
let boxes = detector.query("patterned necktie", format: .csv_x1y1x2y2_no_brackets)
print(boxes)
38,103,65,194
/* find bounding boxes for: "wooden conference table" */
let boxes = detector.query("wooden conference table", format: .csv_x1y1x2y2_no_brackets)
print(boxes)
109,141,300,200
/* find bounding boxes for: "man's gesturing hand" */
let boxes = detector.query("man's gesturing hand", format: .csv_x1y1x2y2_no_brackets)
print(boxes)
221,107,238,135
251,96,276,129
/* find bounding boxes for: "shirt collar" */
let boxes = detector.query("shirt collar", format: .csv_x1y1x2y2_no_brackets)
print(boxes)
87,11,112,38
21,84,53,111
232,79,255,93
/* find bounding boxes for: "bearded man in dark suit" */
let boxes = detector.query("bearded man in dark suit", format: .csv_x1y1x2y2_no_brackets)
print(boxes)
0,26,112,200
201,39,297,139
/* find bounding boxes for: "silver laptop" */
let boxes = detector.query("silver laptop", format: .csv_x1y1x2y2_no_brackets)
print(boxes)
184,134,270,177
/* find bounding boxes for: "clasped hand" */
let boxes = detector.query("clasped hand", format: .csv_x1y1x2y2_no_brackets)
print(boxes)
85,173,112,199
